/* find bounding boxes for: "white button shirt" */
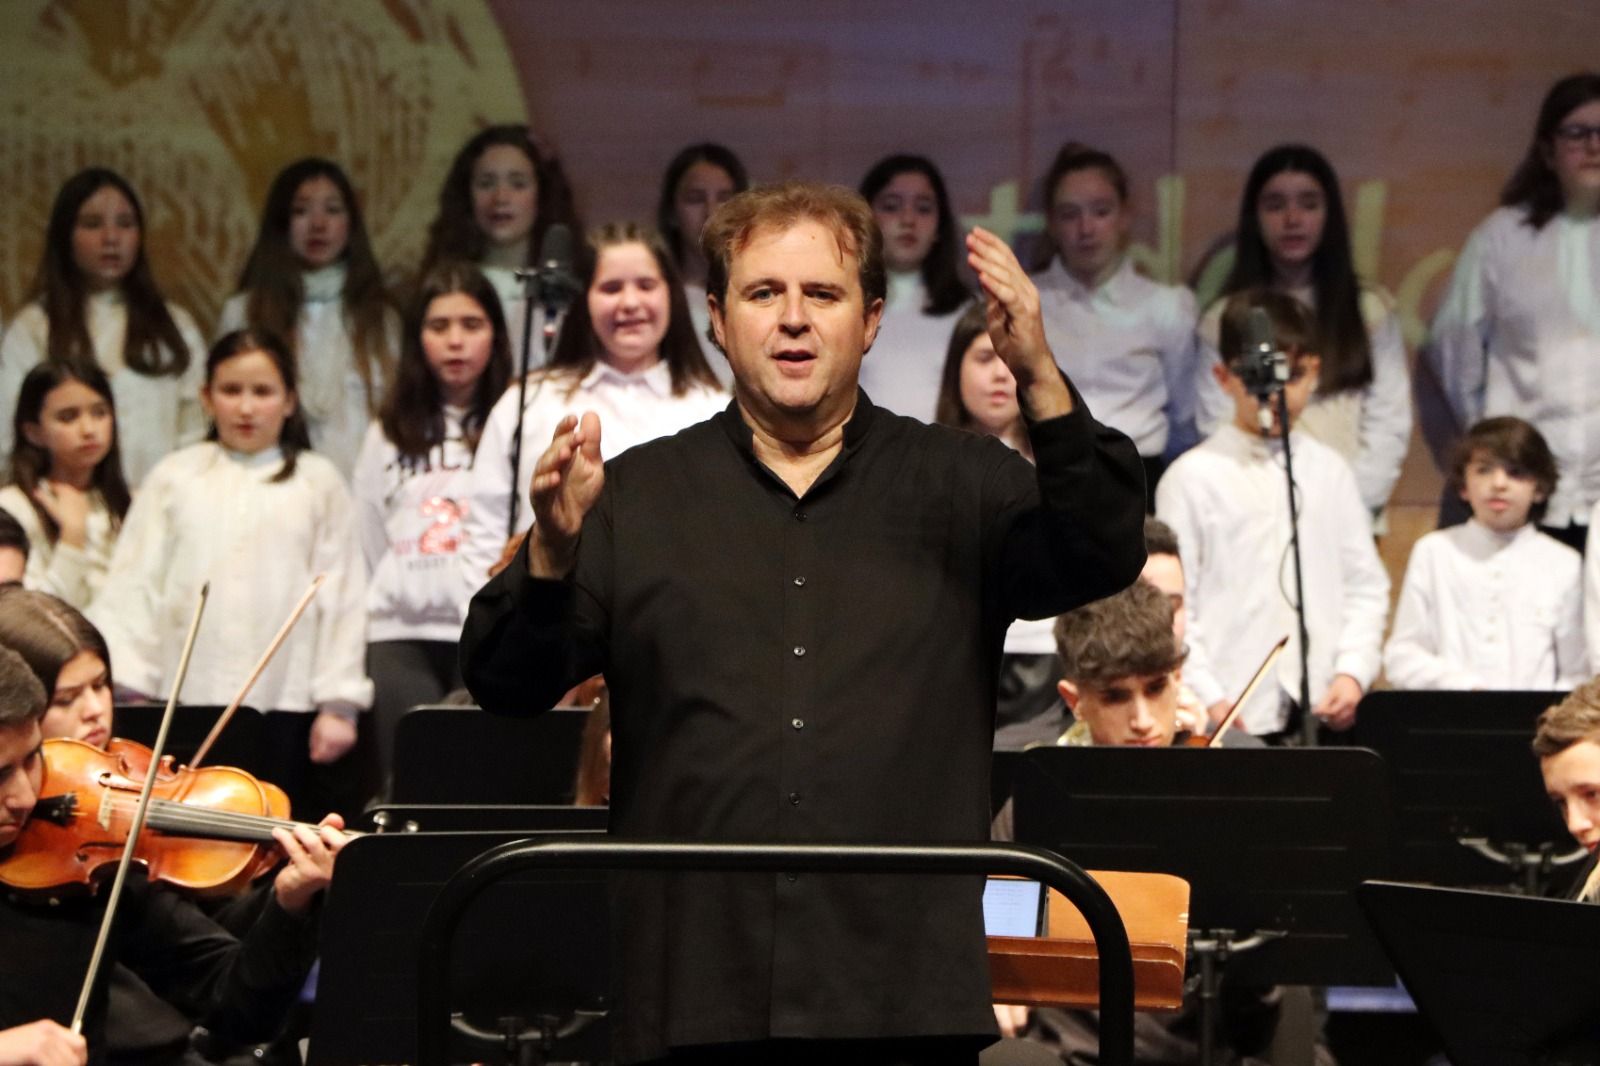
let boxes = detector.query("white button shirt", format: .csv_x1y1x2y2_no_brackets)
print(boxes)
1156,424,1390,734
1033,257,1199,458
856,272,962,423
458,360,726,594
1386,520,1585,690
1426,206,1600,527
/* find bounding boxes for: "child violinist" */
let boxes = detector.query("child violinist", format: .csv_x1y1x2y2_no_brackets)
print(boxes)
353,262,511,781
0,363,129,610
220,158,397,480
88,330,371,821
0,168,206,486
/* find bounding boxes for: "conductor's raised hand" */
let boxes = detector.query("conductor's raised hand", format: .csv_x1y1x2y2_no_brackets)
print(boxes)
966,227,1072,419
529,412,604,577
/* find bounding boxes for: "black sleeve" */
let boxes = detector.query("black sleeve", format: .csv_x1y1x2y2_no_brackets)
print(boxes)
121,888,318,1046
459,484,613,715
991,381,1148,621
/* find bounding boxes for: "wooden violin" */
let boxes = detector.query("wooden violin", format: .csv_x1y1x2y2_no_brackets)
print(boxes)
1182,635,1289,748
0,738,325,899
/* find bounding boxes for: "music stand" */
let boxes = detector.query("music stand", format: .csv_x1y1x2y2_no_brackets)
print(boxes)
309,828,610,1066
1358,880,1600,1066
1350,690,1584,893
391,706,591,804
361,803,609,834
114,703,266,775
1012,747,1392,1066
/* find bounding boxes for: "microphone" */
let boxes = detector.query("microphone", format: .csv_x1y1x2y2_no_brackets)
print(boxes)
1240,307,1289,432
514,223,582,315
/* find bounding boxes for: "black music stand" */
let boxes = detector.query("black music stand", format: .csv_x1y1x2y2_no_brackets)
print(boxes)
1358,880,1600,1066
391,705,591,804
1350,690,1585,893
309,828,610,1066
361,803,609,834
1012,747,1392,1066
114,703,267,775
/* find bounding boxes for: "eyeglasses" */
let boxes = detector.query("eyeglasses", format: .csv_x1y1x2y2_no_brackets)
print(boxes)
1554,123,1600,148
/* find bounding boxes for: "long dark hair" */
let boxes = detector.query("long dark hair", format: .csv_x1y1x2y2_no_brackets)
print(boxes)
381,263,513,468
204,330,313,483
1033,143,1131,271
545,223,719,396
656,143,750,271
1221,144,1372,394
0,587,114,694
419,125,580,272
234,158,393,415
858,154,970,316
933,302,995,430
1503,73,1600,229
10,362,131,544
30,168,190,378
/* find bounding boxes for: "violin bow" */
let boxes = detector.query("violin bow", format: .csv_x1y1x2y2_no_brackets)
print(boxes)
189,574,326,770
71,583,210,1034
1205,635,1290,748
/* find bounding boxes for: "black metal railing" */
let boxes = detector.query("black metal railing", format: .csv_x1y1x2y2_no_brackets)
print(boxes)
416,839,1135,1066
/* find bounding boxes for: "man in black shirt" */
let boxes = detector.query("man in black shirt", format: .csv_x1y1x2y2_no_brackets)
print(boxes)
461,181,1146,1064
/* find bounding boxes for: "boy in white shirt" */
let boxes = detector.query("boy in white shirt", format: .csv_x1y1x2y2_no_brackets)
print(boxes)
1388,417,1585,690
1156,289,1389,738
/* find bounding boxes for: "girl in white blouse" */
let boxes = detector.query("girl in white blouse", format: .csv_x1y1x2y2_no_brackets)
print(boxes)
656,142,749,386
219,158,397,481
0,363,130,609
353,263,511,780
855,154,971,422
1429,73,1600,548
1197,144,1412,521
459,223,726,593
1031,144,1199,505
417,125,580,370
89,329,372,820
0,169,205,486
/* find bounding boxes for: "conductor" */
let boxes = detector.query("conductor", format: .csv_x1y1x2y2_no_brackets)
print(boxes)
461,181,1146,1065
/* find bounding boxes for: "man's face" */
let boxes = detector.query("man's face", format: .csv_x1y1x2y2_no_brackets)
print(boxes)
1060,670,1182,748
1542,738,1600,854
0,719,43,849
709,218,883,431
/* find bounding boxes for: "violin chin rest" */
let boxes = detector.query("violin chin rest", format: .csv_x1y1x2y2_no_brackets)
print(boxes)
35,794,77,826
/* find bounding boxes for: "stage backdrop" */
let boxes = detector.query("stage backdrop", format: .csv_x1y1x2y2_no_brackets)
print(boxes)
0,0,1594,533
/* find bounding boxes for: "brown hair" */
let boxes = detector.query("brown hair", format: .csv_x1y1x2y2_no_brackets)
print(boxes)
11,361,132,543
932,302,992,429
1532,678,1600,759
0,587,112,695
701,181,886,315
1144,516,1180,560
1217,286,1317,368
1449,416,1558,525
1033,142,1131,271
1054,579,1185,686
544,223,719,397
1502,73,1600,230
0,641,48,727
204,330,314,484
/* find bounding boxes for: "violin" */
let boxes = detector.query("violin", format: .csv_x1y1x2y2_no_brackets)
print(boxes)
0,738,318,899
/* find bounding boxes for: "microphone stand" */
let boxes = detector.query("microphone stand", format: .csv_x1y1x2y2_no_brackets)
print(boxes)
505,268,567,539
1265,384,1315,746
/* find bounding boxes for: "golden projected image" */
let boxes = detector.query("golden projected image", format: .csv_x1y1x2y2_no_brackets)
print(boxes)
0,0,526,329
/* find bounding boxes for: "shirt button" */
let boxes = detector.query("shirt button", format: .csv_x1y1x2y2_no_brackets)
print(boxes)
793,576,806,587
792,718,805,730
794,510,808,522
793,645,806,658
789,791,802,805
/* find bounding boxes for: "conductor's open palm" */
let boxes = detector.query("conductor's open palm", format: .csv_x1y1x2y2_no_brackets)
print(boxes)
530,412,604,570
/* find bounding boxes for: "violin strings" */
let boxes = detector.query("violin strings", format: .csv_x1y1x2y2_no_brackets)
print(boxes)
98,797,302,838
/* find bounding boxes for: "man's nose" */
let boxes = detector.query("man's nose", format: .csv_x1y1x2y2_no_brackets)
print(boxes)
779,292,809,333
1129,697,1155,730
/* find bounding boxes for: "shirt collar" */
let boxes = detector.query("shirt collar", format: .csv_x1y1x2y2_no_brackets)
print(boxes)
1039,255,1135,304
219,442,286,470
1459,516,1534,554
578,358,674,397
302,263,346,304
715,388,879,460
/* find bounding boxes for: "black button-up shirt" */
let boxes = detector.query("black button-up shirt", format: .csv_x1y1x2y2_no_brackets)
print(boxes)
461,390,1145,1063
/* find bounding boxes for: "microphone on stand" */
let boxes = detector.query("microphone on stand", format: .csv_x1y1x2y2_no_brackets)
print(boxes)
507,224,583,538
1242,307,1289,434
